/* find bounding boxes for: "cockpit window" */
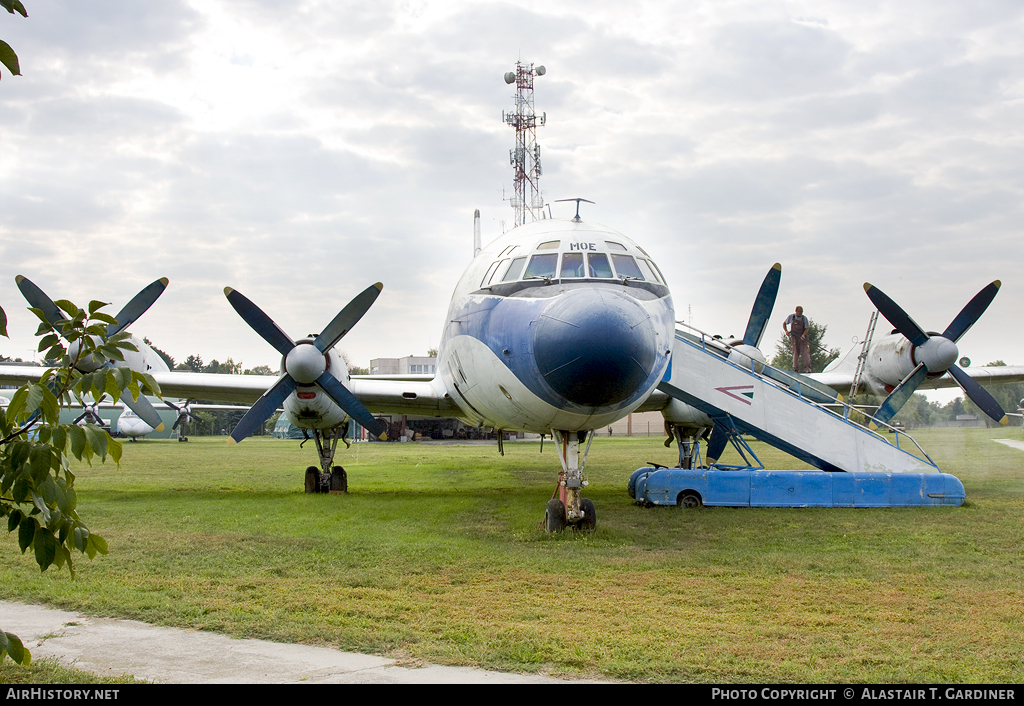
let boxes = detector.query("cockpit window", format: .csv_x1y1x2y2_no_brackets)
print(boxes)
611,254,644,280
524,253,558,280
560,252,585,278
588,253,614,278
536,240,560,250
637,259,661,283
606,241,628,252
501,257,527,282
481,260,501,287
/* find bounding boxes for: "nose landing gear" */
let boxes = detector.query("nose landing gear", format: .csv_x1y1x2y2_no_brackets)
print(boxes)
302,424,351,494
544,430,597,532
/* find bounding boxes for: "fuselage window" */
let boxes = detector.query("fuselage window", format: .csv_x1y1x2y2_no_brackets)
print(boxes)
587,252,614,278
481,260,501,287
524,253,558,280
611,254,644,280
560,252,585,278
501,257,527,283
536,240,560,250
637,259,660,283
605,241,628,252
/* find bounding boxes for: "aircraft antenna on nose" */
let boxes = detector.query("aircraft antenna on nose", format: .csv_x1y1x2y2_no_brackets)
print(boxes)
555,197,595,222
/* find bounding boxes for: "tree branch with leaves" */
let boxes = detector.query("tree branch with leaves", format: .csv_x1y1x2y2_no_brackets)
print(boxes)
1,0,28,81
0,298,160,666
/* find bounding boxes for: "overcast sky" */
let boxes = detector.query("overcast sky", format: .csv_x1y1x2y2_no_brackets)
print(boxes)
2,1,1022,403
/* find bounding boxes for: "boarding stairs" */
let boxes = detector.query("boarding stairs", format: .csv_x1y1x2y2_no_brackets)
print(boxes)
658,330,938,474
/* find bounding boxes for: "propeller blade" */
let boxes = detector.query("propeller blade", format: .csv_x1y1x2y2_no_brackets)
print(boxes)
108,278,169,336
314,283,384,353
314,372,388,440
870,364,928,428
73,412,89,425
229,375,297,444
705,425,729,465
863,283,929,347
742,263,781,348
120,389,165,432
224,287,296,357
15,275,67,327
943,280,1000,343
948,365,1008,425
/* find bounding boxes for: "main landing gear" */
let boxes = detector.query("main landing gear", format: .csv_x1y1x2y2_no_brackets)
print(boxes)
544,430,597,532
302,424,350,494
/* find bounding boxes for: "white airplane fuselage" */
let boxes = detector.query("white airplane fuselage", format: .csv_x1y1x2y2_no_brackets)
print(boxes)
436,219,676,434
117,408,154,439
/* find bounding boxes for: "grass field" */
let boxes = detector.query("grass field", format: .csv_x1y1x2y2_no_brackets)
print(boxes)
2,427,1023,682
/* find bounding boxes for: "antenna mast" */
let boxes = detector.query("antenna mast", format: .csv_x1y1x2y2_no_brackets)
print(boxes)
503,61,546,227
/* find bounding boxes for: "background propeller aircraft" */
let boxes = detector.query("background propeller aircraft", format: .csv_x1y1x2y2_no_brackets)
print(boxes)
3,219,1024,529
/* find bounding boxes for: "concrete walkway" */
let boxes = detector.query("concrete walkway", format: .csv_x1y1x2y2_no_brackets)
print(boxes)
0,601,589,684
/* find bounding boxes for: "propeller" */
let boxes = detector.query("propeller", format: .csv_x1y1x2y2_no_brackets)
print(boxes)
864,280,1007,427
165,399,196,430
15,275,168,432
73,394,108,427
223,283,389,444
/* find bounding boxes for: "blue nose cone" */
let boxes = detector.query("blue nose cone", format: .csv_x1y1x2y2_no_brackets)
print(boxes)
534,289,658,407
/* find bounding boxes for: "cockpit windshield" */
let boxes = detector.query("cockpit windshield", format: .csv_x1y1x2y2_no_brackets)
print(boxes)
480,234,666,289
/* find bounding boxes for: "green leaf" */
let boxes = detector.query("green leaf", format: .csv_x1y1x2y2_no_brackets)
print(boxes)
18,516,35,553
54,299,79,318
84,423,108,460
68,424,87,460
23,383,43,417
7,508,21,533
1,631,31,666
0,304,7,337
34,527,56,571
1,1,29,18
73,526,89,552
0,39,21,77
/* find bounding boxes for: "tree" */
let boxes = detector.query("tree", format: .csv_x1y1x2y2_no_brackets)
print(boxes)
1,1,27,82
769,318,841,373
0,299,159,665
176,354,204,373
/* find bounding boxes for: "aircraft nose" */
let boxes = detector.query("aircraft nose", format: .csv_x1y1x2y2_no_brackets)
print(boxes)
533,289,658,407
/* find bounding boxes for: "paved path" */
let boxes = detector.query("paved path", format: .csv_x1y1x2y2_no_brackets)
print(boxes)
993,438,1024,451
0,601,589,684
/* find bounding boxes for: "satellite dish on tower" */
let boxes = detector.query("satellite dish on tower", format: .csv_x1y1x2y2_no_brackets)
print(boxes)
535,65,546,76
504,72,516,84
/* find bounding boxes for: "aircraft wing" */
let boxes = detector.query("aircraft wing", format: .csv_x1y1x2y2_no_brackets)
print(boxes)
149,371,462,418
0,364,47,389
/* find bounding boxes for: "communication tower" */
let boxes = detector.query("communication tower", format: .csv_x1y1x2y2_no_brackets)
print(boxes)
503,61,546,227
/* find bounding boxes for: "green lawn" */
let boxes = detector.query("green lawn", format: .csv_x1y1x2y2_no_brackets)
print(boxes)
2,428,1023,682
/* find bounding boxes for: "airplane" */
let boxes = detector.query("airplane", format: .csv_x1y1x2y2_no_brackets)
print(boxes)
116,407,153,441
4,217,1024,530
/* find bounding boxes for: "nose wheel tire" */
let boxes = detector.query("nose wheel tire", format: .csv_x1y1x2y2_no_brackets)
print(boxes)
544,499,567,533
304,466,321,494
330,466,348,494
579,497,597,531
